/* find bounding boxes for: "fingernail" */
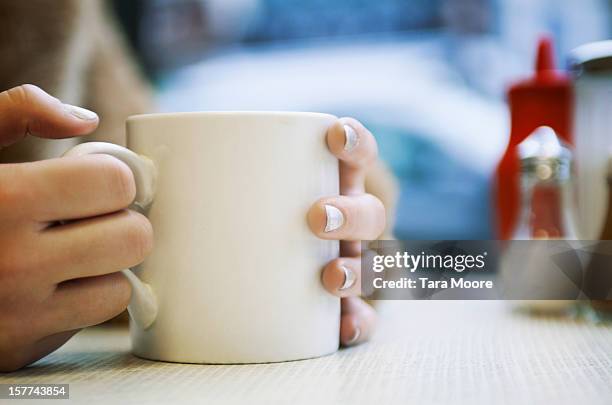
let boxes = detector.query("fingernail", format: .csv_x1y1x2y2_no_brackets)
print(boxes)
339,265,356,291
346,326,361,345
343,125,359,152
64,104,98,121
324,204,344,232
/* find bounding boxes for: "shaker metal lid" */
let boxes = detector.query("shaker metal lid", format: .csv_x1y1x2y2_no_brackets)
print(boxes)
569,40,612,73
518,126,567,159
518,126,571,180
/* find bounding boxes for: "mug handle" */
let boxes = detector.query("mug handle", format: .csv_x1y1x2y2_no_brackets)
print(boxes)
63,142,159,329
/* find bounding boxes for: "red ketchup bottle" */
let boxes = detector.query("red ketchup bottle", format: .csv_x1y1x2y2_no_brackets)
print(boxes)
494,36,574,240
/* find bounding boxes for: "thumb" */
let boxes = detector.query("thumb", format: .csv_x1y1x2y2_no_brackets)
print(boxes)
0,84,99,148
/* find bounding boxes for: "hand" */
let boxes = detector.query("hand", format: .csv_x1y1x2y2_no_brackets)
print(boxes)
0,85,153,372
308,118,385,346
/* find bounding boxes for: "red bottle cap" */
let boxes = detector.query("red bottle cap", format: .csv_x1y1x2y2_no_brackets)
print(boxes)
507,35,573,146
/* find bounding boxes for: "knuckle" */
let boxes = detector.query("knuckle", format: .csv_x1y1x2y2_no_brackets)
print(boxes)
5,84,46,111
5,84,32,106
19,84,41,94
3,85,64,139
95,155,136,207
20,83,42,95
122,211,154,263
0,165,31,215
0,84,53,144
0,237,38,287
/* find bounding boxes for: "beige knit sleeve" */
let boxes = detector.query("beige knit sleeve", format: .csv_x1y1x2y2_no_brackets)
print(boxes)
81,1,155,146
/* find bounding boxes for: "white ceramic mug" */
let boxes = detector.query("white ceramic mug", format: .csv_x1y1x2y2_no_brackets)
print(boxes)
63,112,340,364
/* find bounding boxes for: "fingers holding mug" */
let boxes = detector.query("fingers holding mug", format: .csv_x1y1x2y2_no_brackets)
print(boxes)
326,118,378,195
307,194,386,241
340,297,377,347
61,141,159,330
322,117,383,349
321,257,361,298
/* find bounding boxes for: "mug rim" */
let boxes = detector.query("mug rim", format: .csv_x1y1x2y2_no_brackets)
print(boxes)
128,111,337,122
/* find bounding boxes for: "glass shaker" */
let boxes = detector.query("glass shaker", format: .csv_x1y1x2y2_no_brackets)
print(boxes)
509,126,579,315
513,127,577,240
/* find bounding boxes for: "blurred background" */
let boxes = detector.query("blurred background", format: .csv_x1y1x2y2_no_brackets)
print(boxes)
109,0,612,240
